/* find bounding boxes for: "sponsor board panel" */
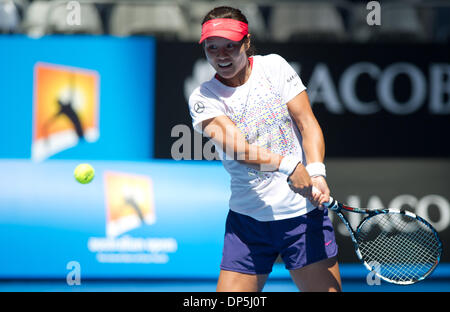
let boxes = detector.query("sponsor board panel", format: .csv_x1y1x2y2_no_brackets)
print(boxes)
0,160,229,278
0,159,447,278
0,36,155,160
156,41,450,159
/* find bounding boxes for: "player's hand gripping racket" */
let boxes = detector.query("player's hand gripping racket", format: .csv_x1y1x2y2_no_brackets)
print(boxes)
314,187,443,285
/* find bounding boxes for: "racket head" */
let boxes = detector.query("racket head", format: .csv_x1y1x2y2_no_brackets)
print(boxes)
355,209,443,285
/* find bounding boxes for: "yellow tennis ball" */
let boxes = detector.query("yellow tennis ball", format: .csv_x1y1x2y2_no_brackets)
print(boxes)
74,163,95,184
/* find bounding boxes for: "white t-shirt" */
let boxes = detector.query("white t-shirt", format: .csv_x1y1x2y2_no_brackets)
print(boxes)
188,54,315,221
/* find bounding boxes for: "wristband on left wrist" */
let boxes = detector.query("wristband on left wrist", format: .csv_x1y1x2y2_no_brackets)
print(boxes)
305,162,326,178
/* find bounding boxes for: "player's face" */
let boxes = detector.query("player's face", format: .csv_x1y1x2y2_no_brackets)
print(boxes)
204,36,250,84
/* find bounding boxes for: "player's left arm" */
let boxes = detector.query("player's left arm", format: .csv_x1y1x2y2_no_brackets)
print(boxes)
286,90,330,205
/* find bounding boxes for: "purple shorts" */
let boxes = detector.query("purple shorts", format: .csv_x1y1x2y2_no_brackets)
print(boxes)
220,208,338,275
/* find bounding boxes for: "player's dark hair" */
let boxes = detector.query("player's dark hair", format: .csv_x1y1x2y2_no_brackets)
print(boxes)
202,6,255,57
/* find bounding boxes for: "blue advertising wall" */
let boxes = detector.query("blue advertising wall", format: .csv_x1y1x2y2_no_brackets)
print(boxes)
0,159,232,279
0,35,155,159
1,36,449,281
0,36,211,279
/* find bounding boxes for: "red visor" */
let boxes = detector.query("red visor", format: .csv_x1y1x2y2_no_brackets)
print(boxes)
199,18,248,44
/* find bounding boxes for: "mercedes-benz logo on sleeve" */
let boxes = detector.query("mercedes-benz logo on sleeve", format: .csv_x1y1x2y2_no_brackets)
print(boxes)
194,102,205,113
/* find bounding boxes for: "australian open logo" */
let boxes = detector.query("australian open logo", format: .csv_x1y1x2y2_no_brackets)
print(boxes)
87,171,177,264
32,62,100,162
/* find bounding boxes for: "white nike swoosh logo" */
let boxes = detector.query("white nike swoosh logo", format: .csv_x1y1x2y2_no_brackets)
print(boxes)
213,23,221,27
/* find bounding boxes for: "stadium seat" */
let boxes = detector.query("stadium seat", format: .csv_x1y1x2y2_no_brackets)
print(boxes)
268,2,347,42
374,3,427,42
0,0,20,34
47,2,103,34
22,1,102,36
348,2,379,42
109,3,188,38
21,0,48,36
349,2,429,43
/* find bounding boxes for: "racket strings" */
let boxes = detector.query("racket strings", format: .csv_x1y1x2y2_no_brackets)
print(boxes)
361,233,435,282
367,234,434,281
356,213,441,284
361,217,438,282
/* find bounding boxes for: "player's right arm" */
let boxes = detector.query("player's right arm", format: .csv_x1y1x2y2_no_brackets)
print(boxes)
200,116,310,188
201,115,282,171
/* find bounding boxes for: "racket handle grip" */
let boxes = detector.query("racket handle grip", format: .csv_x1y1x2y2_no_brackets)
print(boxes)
287,180,337,208
312,186,335,208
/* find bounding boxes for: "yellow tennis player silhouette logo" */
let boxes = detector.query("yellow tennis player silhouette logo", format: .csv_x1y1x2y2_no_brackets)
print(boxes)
103,171,156,237
32,62,100,161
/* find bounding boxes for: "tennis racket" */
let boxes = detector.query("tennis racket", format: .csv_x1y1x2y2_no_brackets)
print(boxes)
317,189,443,285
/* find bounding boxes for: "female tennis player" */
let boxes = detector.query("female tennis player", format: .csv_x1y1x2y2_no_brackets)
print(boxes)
188,6,342,292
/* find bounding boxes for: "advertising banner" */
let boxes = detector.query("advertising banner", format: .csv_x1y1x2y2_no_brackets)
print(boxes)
155,41,450,159
0,160,230,278
0,159,448,278
0,36,155,160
